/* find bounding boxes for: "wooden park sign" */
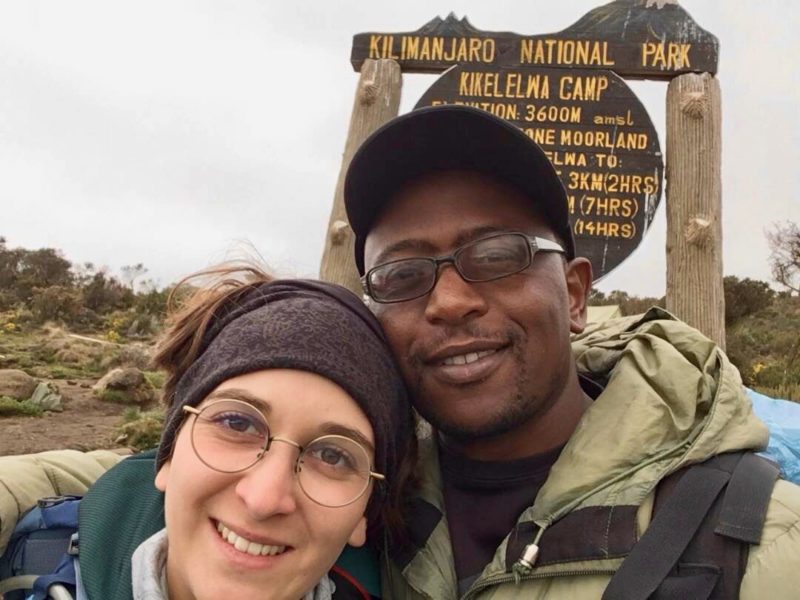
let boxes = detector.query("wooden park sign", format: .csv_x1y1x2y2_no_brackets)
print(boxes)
323,0,725,346
415,66,663,280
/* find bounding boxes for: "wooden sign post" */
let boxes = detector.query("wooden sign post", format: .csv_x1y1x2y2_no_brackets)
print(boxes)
666,73,724,348
319,59,402,294
323,0,725,346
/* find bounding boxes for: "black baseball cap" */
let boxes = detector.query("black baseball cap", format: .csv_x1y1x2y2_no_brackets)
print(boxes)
344,104,576,275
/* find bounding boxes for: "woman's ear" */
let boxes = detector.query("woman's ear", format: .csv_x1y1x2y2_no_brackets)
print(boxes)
347,515,368,548
155,460,171,492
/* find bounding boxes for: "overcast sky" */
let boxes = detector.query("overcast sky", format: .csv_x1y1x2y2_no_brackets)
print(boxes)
1,0,798,296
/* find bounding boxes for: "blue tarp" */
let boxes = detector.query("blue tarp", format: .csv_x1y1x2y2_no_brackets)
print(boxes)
748,388,800,484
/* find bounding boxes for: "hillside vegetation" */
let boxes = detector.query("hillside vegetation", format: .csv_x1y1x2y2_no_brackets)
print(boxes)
2,237,798,406
589,277,800,400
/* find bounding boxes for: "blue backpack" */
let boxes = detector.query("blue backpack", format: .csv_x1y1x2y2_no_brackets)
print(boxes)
0,496,80,600
748,388,800,483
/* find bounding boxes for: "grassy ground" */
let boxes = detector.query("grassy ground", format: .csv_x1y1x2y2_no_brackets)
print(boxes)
0,326,116,379
0,326,165,454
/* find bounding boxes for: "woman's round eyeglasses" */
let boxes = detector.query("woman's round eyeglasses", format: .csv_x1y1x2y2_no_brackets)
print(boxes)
182,399,384,508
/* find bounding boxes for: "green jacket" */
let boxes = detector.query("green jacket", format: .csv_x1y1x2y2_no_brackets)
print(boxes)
383,309,800,599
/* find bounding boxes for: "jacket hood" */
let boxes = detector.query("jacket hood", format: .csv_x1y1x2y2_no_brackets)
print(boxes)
526,307,768,527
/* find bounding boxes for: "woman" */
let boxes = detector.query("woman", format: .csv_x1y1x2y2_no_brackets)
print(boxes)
22,268,414,600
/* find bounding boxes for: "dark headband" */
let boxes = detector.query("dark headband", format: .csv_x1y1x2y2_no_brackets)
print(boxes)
155,279,411,493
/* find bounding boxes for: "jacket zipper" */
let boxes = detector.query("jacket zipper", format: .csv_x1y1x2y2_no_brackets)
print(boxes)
462,567,618,600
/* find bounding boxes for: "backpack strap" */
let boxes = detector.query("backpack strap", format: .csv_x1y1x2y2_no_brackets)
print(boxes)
715,452,779,544
602,461,730,600
602,452,778,600
0,575,38,595
329,565,374,600
31,552,77,600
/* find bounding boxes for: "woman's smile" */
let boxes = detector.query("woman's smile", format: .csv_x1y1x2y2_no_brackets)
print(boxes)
214,520,288,557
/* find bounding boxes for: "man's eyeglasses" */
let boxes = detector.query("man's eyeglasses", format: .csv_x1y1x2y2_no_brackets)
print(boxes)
182,400,384,507
362,232,565,304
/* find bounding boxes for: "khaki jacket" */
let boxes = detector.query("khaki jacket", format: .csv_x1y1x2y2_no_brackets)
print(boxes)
383,309,800,599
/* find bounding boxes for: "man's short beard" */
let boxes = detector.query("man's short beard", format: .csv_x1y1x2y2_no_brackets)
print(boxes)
410,340,564,443
415,375,536,441
431,391,534,441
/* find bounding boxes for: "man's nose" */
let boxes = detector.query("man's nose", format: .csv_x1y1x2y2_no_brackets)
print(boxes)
235,443,298,518
424,263,489,325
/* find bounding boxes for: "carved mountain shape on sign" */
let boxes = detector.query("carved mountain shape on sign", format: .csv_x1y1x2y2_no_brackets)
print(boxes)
416,13,481,37
566,0,717,45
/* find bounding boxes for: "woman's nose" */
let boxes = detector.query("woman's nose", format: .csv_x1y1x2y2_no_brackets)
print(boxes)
234,443,299,518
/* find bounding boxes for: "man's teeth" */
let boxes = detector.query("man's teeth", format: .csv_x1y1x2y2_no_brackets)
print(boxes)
217,522,286,556
442,349,496,366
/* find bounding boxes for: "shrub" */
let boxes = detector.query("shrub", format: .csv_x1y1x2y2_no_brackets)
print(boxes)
81,272,134,314
1,244,74,304
134,287,169,320
99,389,133,404
0,308,28,334
726,293,800,392
724,276,775,324
122,406,142,422
29,286,82,325
97,380,155,406
6,307,34,329
49,365,70,379
143,370,166,390
102,310,140,341
587,289,664,316
0,396,43,417
113,408,164,451
0,290,16,311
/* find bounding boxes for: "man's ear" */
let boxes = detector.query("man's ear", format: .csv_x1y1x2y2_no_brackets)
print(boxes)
565,257,593,334
347,515,368,548
155,460,171,492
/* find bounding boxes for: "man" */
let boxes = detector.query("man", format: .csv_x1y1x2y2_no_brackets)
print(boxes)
344,105,800,599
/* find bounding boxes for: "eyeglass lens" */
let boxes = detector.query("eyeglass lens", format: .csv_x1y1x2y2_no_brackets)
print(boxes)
189,400,374,507
368,233,532,302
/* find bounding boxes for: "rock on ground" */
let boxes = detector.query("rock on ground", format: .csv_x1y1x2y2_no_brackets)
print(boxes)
29,381,64,412
93,367,155,406
0,369,37,400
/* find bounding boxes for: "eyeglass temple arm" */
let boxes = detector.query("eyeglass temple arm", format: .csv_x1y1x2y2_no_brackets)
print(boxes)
530,237,565,254
183,406,201,415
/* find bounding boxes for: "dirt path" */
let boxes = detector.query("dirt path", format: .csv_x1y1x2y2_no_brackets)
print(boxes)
0,378,130,455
